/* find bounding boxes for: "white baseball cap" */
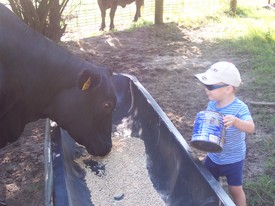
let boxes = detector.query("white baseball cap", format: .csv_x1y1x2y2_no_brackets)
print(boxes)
195,61,242,87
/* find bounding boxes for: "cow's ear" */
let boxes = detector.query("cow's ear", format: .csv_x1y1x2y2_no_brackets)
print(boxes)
78,70,101,91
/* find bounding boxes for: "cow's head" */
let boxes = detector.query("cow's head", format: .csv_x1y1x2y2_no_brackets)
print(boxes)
46,67,116,156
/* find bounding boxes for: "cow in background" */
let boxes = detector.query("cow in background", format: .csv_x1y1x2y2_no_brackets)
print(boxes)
0,3,117,156
97,0,144,31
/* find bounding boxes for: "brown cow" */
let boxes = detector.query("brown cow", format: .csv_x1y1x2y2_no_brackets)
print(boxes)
97,0,144,31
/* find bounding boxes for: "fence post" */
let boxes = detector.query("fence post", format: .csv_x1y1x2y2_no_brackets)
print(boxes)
230,0,237,16
233,0,237,16
155,0,163,24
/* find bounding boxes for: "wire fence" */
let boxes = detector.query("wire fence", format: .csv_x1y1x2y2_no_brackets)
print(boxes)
0,0,273,39
62,0,223,35
62,0,155,37
61,0,273,39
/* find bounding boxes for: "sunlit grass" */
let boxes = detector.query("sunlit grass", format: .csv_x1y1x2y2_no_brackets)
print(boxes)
127,18,153,31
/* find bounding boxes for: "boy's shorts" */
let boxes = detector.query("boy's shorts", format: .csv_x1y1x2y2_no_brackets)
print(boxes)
204,156,244,186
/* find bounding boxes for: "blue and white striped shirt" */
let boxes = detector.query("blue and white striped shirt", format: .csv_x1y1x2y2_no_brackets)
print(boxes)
206,97,253,165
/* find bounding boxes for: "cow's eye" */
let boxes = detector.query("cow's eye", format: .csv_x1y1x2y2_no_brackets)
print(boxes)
103,101,115,114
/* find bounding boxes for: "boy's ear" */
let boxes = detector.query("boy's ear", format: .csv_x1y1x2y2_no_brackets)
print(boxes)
78,70,101,91
226,85,235,94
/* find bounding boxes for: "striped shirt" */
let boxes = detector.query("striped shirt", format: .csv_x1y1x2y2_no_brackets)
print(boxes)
206,97,253,165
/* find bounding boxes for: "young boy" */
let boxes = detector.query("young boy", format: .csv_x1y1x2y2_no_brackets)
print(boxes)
195,61,255,206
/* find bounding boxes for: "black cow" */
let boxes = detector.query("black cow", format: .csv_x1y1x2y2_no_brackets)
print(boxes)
98,0,144,31
0,4,116,156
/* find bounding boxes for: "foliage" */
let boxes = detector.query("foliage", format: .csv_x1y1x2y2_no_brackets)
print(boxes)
245,175,275,206
8,0,70,42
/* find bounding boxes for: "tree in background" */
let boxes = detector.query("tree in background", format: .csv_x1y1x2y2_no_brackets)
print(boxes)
8,0,70,42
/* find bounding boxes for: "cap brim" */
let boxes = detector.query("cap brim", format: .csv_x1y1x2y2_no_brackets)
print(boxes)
195,73,221,85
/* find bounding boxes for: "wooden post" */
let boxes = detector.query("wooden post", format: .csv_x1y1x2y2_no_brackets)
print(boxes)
155,0,163,24
230,0,237,16
233,0,237,16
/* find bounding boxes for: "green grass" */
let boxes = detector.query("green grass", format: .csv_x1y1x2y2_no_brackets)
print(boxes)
245,174,275,206
127,18,153,31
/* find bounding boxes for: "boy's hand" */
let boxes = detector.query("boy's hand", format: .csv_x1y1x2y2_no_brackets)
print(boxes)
223,115,255,133
223,115,236,128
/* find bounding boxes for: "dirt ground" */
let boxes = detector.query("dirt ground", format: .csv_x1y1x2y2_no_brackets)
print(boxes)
0,23,273,205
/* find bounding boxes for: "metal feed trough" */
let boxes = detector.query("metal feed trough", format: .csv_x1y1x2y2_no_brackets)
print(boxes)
44,74,235,206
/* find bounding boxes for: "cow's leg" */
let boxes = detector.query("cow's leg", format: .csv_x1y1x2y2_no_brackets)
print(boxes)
100,9,106,31
134,0,143,21
97,0,106,30
109,5,118,30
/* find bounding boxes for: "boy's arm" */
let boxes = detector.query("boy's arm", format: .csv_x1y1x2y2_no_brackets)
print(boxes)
223,115,255,134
